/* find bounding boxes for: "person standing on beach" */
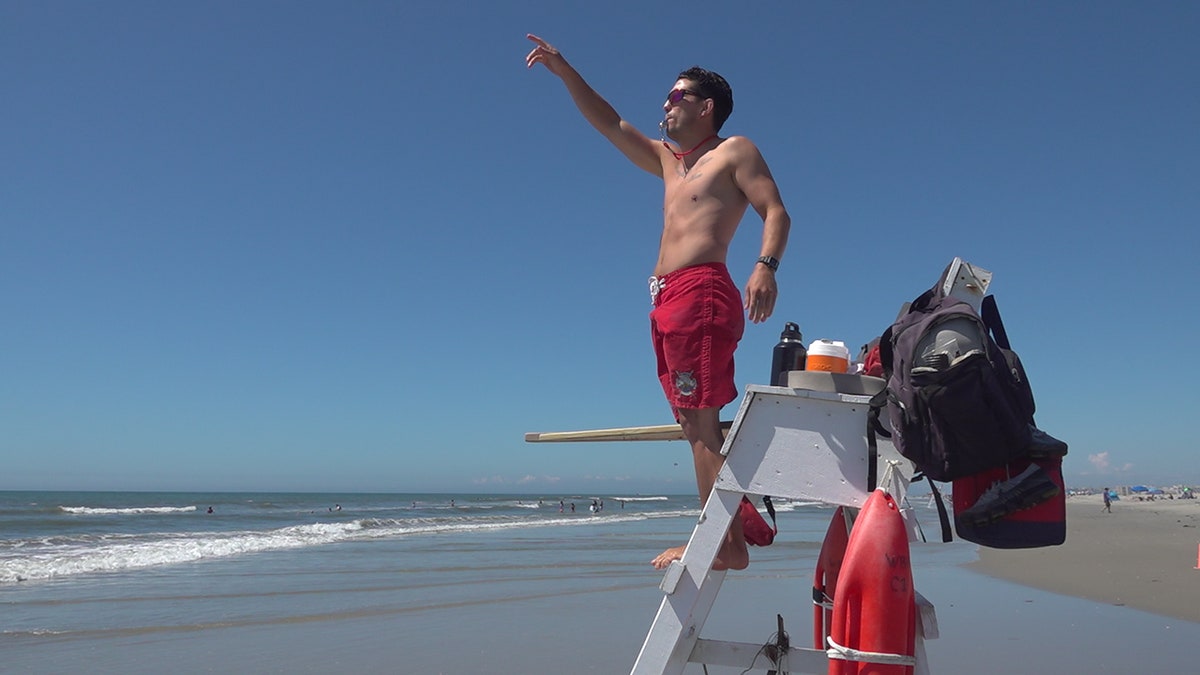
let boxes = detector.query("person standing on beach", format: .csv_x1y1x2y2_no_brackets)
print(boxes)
526,35,791,571
1102,488,1112,513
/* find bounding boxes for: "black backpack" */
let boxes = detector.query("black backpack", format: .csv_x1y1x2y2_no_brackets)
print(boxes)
872,273,1037,483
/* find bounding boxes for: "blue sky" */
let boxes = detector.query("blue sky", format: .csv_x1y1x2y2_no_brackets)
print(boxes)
3,1,1197,494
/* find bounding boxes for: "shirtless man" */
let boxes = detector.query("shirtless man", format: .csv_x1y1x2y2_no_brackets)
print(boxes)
526,35,790,571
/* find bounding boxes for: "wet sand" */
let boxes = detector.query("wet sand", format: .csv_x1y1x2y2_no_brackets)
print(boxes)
969,494,1200,622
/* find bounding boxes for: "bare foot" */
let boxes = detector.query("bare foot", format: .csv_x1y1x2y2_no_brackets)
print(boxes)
651,544,686,570
716,540,749,571
650,543,749,571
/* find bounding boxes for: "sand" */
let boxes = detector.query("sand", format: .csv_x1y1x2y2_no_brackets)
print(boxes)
969,493,1200,622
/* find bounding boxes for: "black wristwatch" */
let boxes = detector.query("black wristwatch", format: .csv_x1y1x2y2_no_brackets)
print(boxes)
756,255,779,272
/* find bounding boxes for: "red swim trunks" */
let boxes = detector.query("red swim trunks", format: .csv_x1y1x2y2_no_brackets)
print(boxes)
649,262,745,412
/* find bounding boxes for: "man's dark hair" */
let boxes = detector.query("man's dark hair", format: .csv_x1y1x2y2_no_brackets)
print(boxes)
678,66,733,132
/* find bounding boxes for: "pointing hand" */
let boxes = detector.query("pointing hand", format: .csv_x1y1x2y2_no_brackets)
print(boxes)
525,34,568,75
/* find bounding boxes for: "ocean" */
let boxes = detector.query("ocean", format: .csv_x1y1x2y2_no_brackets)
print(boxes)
3,491,1198,673
0,491,703,585
0,490,810,673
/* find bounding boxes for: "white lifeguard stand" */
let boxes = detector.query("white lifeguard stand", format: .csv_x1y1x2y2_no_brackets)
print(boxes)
528,258,997,674
628,376,936,675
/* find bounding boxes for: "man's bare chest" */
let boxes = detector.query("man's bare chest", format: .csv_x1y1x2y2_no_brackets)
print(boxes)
664,156,739,208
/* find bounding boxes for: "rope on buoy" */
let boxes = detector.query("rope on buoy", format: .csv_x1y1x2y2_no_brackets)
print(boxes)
826,635,917,666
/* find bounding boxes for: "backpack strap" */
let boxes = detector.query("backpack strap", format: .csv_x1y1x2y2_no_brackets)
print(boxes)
761,495,778,535
868,391,950,541
918,473,954,543
865,389,891,492
980,295,1010,349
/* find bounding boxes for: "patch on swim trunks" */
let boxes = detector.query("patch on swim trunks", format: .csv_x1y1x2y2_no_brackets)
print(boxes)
673,371,698,398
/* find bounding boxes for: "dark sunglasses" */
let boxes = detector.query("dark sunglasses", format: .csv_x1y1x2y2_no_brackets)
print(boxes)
665,88,703,104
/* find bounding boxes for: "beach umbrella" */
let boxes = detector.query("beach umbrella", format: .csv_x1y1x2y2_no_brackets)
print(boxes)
1149,488,1165,495
1130,485,1150,492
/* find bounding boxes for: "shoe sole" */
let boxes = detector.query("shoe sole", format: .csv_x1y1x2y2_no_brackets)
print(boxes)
957,481,1061,528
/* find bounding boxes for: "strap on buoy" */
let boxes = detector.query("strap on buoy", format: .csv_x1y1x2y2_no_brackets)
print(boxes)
826,635,917,666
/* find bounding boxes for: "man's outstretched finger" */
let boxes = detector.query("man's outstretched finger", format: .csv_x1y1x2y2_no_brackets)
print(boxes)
526,34,555,52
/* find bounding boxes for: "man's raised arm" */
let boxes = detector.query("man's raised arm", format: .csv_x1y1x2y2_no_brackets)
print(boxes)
526,34,664,177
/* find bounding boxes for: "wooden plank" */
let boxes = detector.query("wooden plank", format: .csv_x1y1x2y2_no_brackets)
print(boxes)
524,420,732,443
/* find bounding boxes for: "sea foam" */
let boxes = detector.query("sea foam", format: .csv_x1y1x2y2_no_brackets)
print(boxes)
1,521,364,584
59,505,198,515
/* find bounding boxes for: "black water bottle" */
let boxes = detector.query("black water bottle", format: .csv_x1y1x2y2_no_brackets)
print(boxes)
771,322,807,386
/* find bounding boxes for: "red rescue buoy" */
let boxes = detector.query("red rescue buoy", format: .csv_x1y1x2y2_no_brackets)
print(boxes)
813,506,851,649
827,490,916,675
